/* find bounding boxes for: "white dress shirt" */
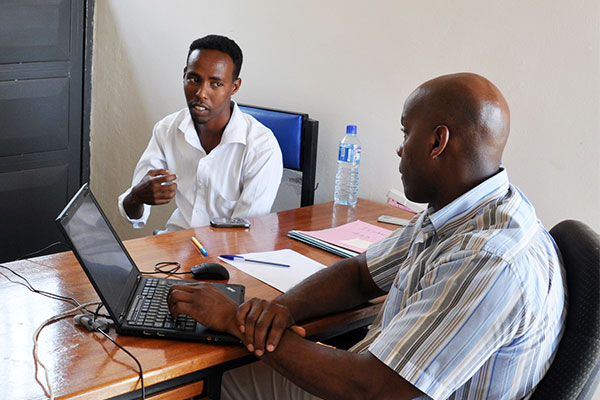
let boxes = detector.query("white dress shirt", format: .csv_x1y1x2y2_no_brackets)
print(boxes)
118,102,283,232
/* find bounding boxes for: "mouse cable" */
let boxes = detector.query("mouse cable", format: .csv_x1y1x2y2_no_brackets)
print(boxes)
140,261,192,277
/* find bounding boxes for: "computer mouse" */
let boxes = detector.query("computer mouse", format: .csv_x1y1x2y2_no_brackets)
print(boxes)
190,262,230,280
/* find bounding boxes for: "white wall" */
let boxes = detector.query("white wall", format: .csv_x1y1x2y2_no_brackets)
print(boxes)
90,0,600,240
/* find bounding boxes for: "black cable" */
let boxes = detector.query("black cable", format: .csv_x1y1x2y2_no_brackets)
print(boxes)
1,243,146,399
15,241,68,261
140,261,191,277
0,263,81,306
97,328,145,400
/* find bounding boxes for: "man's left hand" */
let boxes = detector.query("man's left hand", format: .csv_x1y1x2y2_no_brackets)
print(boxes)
167,283,240,337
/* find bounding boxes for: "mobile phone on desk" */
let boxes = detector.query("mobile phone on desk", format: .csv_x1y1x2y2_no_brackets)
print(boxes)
377,215,411,226
210,217,251,228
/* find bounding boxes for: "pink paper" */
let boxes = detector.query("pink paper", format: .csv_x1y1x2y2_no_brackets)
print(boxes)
298,220,393,253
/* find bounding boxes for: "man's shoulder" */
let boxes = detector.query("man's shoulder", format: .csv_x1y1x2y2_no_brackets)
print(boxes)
237,111,281,150
154,108,189,132
442,183,553,260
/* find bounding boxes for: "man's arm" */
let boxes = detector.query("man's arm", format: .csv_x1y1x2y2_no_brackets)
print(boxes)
167,275,421,400
236,253,386,356
231,140,283,219
261,329,423,400
118,125,176,225
122,169,177,219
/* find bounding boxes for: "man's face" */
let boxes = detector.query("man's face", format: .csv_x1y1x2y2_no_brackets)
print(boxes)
183,49,240,127
397,90,435,204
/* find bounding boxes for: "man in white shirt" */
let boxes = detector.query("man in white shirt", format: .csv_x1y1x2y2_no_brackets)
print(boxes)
118,35,283,232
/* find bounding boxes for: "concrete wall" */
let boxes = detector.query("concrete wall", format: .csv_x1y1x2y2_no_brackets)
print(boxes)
90,0,600,240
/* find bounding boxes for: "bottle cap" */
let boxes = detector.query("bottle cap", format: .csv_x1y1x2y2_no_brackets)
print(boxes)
346,125,357,134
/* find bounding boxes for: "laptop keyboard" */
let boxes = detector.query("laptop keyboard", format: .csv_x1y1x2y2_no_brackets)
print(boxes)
126,278,196,332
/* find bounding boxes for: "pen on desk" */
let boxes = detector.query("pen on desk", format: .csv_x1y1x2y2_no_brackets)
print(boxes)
220,254,290,268
191,236,208,256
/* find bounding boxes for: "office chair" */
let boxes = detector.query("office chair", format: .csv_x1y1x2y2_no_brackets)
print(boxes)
239,104,318,211
530,220,600,400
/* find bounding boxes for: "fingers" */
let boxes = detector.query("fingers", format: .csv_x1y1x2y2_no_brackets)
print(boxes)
147,169,171,177
132,170,178,205
236,301,251,333
243,300,265,352
167,286,194,316
236,299,298,356
289,325,306,337
263,312,290,353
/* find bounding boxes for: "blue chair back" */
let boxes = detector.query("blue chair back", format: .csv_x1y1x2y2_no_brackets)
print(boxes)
239,105,318,207
239,105,303,170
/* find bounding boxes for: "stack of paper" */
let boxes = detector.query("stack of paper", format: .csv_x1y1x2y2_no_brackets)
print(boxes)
288,220,393,258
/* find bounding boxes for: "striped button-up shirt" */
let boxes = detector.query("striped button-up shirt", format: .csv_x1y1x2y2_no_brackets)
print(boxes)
350,169,566,399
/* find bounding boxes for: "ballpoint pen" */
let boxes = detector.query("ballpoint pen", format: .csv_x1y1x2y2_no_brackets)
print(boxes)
191,236,208,256
219,254,290,268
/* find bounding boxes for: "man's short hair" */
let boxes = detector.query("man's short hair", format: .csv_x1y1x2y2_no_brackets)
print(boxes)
188,35,243,80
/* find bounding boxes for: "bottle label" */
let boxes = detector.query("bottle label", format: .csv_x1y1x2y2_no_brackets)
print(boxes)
338,145,361,164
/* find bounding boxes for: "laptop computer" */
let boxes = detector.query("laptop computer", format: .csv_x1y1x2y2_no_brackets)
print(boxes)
55,183,244,343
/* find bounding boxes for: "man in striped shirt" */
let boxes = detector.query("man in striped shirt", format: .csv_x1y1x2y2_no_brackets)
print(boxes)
168,73,566,399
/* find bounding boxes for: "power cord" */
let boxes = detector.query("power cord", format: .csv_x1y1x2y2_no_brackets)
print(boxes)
1,245,146,399
14,241,68,261
33,301,101,400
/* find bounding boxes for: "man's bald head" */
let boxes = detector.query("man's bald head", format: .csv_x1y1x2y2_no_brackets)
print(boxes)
406,72,510,165
398,73,511,210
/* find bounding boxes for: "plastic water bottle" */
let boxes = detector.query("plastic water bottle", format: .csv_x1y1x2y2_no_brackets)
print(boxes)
334,125,361,206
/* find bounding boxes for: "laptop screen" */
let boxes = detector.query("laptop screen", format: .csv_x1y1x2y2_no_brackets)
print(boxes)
56,185,139,320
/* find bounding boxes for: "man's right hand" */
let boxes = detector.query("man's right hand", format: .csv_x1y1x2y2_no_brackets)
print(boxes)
236,298,306,357
123,169,177,219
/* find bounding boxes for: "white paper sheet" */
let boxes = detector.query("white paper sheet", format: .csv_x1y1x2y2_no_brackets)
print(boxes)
219,249,326,292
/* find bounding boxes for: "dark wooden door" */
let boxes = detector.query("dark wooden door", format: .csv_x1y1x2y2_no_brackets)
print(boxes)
0,0,91,262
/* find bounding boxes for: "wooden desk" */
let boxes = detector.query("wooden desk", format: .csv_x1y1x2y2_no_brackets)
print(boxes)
0,199,413,399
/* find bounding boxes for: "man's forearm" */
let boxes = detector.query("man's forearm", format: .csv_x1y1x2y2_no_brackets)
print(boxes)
260,330,421,400
123,192,143,219
274,253,385,323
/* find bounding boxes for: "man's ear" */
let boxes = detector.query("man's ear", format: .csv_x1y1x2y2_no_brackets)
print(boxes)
183,66,187,79
231,77,242,95
431,125,450,158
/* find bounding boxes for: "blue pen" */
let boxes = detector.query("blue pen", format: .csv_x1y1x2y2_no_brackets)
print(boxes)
220,254,290,268
191,236,208,256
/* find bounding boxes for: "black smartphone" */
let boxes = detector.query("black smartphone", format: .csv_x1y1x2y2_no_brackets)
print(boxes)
210,217,251,228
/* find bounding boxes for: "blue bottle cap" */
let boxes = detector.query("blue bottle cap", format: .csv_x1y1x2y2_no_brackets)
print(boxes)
346,125,357,134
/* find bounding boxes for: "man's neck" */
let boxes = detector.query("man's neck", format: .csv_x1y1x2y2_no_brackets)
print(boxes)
195,102,233,154
430,166,502,212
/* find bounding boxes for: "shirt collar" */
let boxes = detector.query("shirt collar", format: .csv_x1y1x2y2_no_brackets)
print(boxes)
427,168,510,236
220,101,247,145
178,101,247,150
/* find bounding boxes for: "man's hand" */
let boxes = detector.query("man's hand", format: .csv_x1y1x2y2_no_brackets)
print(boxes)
236,298,306,356
131,169,177,205
123,169,177,219
167,283,240,337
